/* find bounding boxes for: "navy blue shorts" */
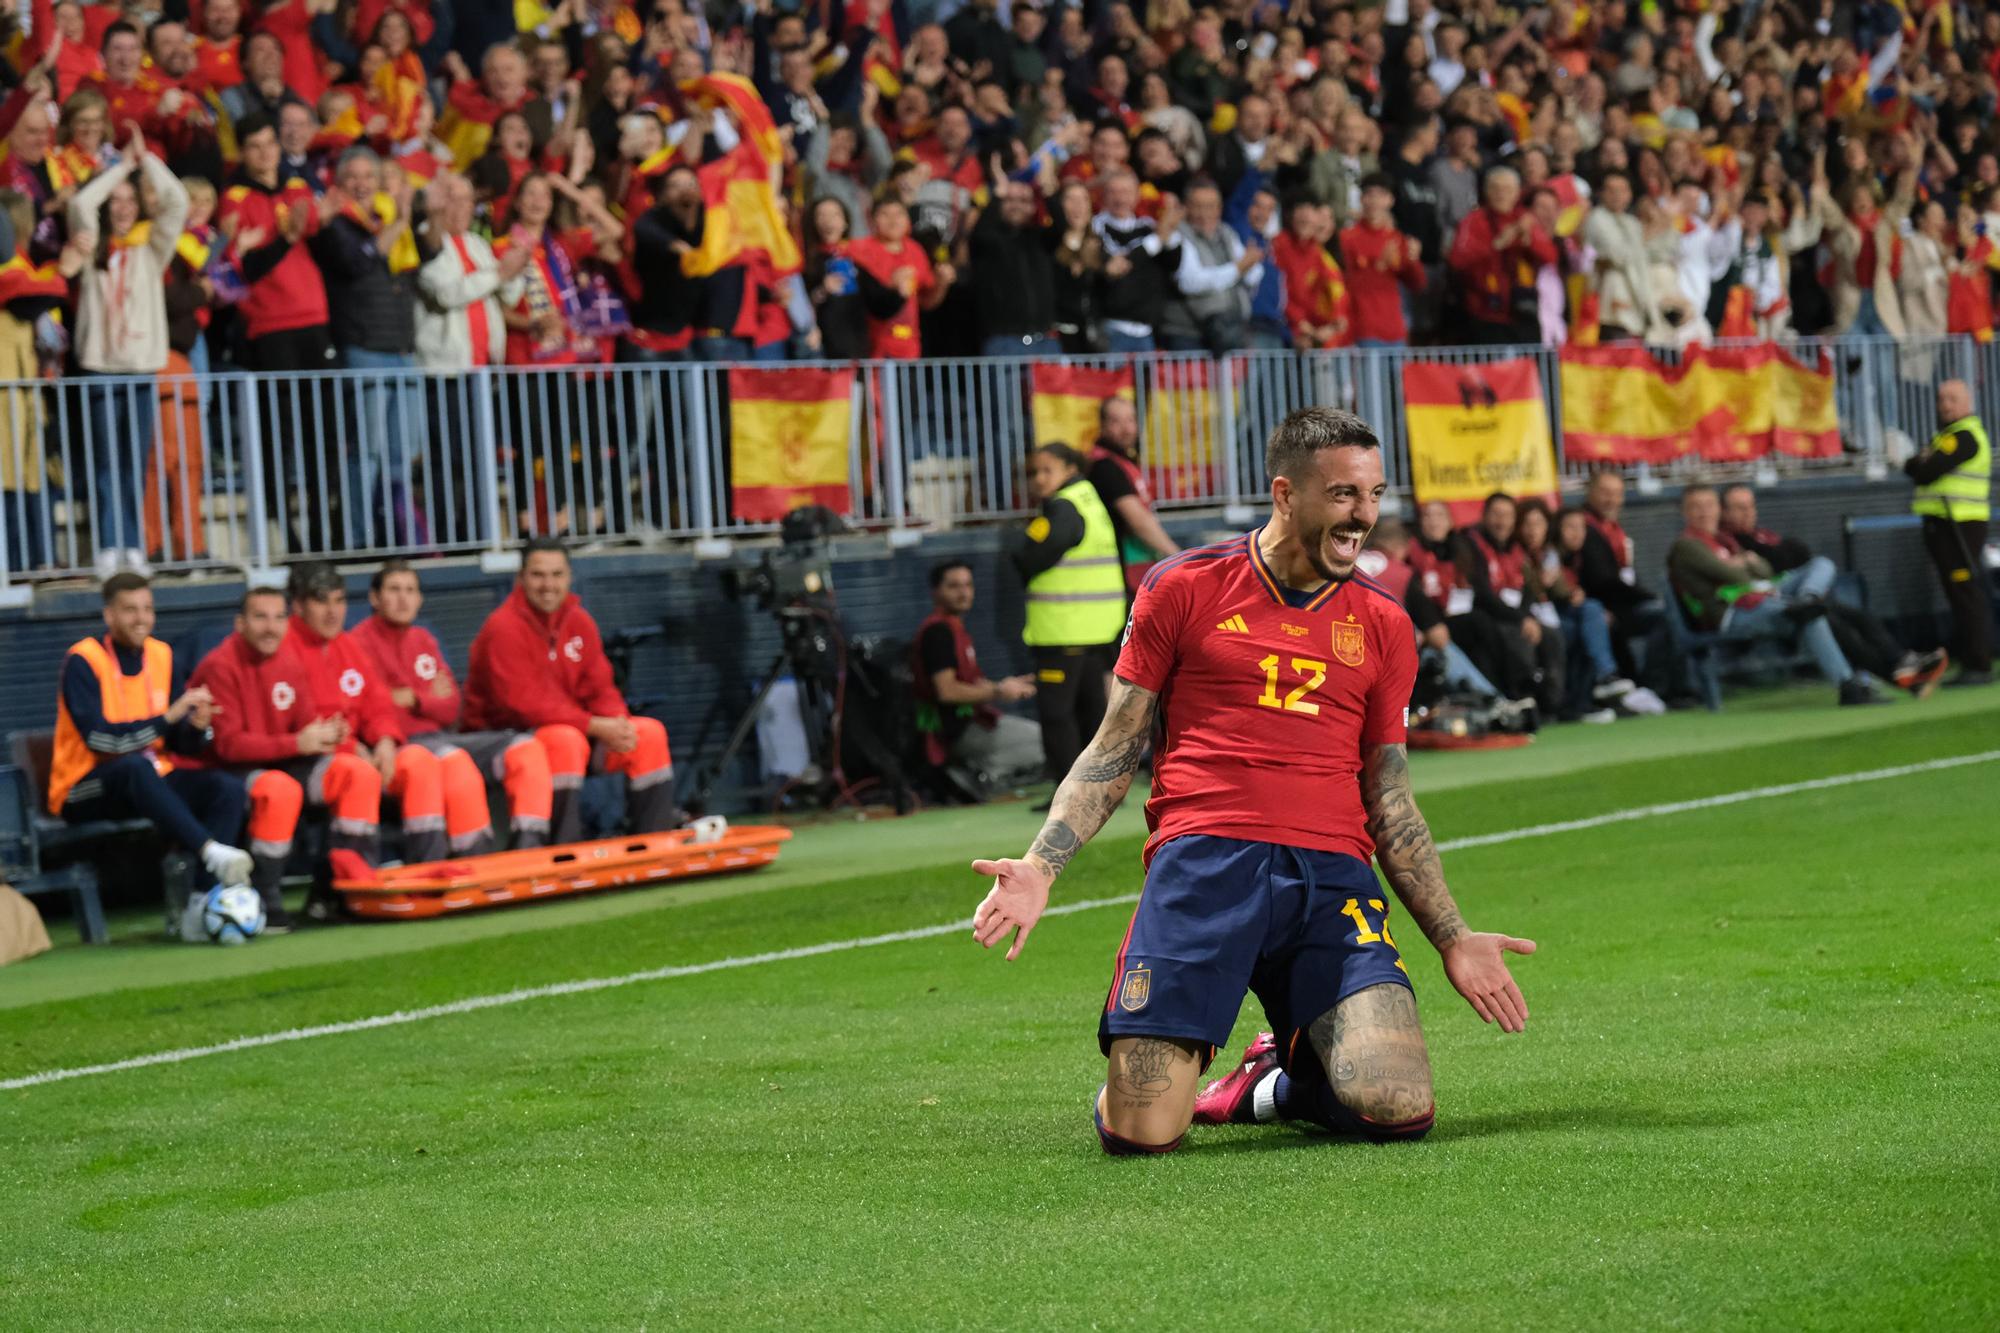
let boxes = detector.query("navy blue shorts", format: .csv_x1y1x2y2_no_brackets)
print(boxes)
1098,835,1413,1072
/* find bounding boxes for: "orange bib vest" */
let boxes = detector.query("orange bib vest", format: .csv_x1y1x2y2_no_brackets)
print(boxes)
48,637,173,813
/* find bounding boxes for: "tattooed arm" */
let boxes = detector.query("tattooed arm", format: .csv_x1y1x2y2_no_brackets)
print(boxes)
970,675,1159,961
1363,742,1538,1032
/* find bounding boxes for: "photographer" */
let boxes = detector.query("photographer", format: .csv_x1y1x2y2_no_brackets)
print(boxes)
911,561,1042,790
1009,444,1127,783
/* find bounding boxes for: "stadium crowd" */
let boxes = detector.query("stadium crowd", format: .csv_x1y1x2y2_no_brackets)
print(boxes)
0,0,1997,572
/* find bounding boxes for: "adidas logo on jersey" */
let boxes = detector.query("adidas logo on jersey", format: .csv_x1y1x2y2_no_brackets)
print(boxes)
1216,614,1249,633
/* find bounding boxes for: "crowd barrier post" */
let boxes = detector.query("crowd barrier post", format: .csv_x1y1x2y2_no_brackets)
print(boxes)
236,373,270,574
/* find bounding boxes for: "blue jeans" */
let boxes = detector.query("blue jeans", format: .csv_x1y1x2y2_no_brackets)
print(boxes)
1105,329,1155,354
692,335,753,363
1427,641,1501,697
751,340,790,362
1357,337,1405,349
981,333,1055,358
1557,597,1621,682
1722,598,1854,684
340,347,420,548
1776,556,1837,602
85,373,153,554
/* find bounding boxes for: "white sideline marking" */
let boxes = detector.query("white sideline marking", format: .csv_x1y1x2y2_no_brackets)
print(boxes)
6,749,1996,1093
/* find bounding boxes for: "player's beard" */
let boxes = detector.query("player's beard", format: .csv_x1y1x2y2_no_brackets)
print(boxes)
1305,520,1371,581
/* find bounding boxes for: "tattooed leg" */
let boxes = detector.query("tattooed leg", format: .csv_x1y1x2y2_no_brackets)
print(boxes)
1297,984,1436,1140
1097,1035,1204,1149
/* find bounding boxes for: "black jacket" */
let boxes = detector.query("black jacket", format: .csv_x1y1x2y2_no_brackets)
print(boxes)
630,205,705,341
308,213,417,355
969,204,1056,340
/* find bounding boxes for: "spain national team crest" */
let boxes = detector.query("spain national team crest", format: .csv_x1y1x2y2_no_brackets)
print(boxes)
1118,965,1151,1013
1332,615,1366,668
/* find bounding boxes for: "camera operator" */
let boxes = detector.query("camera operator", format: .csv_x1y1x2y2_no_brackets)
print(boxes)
1009,444,1128,782
912,560,1042,790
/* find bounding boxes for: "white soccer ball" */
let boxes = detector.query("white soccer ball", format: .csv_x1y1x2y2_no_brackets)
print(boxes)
202,885,266,945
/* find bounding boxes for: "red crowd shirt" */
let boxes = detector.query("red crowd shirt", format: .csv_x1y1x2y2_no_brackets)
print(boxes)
194,36,244,92
257,0,330,107
845,235,933,359
348,614,462,735
463,586,628,733
1337,220,1425,343
220,173,329,338
1448,205,1556,326
284,617,407,750
1114,532,1417,868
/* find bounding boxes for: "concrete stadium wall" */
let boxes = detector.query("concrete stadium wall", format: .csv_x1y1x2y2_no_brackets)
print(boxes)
0,474,1958,809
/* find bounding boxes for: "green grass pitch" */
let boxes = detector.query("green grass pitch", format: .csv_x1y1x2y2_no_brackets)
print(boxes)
2,691,1997,1330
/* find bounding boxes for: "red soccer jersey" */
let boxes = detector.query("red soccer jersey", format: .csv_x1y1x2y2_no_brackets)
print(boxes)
1115,532,1416,868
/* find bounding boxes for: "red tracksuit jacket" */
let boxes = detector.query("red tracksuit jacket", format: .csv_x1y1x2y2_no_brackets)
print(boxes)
187,625,393,766
284,618,407,749
220,172,328,339
463,587,625,733
348,615,461,735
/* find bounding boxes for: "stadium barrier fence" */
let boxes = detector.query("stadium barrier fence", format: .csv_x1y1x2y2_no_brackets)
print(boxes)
0,333,1985,587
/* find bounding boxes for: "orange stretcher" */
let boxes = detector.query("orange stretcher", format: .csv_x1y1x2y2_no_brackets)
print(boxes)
331,825,793,920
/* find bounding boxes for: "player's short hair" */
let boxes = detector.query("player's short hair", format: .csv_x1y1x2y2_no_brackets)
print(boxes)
521,535,570,564
101,571,149,604
1264,407,1379,485
929,559,973,589
288,561,343,603
1680,482,1719,506
1034,442,1088,473
240,585,287,614
371,558,417,593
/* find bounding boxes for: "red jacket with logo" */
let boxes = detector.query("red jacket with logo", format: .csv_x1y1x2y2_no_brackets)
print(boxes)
284,617,405,749
347,615,461,735
463,587,626,732
187,625,395,766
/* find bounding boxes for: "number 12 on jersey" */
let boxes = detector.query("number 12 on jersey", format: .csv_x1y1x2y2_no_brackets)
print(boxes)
1256,654,1327,715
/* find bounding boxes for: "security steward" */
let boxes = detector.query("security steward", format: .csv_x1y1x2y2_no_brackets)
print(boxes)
1009,443,1130,782
1906,379,1993,686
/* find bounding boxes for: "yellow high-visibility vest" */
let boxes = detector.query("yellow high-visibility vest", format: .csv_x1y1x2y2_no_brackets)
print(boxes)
1914,415,1991,521
1024,478,1128,647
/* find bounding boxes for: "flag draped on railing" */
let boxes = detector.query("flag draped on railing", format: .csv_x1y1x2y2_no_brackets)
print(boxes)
729,367,854,521
1559,344,1841,464
1029,363,1134,450
1403,357,1559,522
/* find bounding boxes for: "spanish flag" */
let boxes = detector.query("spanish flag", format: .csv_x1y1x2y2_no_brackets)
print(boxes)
1559,344,1839,463
730,367,854,521
1030,363,1134,451
1404,358,1558,522
678,73,800,278
1144,358,1222,501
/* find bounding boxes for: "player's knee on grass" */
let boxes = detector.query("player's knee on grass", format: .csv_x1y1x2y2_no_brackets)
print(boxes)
1309,984,1436,1141
1097,1036,1204,1153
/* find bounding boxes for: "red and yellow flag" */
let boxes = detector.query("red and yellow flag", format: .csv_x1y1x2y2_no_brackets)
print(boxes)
1559,344,1839,464
1404,358,1558,522
1143,358,1222,501
730,367,854,521
679,73,800,278
1030,363,1135,451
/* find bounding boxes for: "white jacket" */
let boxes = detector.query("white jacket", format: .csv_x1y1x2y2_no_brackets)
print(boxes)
68,154,189,374
414,230,508,370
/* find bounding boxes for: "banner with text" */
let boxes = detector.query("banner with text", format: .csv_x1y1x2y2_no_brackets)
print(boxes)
1559,343,1841,464
1404,357,1559,522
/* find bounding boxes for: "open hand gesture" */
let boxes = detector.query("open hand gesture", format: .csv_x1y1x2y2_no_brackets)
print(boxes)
1440,931,1537,1032
970,856,1052,961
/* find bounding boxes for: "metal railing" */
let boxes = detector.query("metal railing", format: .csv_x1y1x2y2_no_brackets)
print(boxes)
0,333,1984,585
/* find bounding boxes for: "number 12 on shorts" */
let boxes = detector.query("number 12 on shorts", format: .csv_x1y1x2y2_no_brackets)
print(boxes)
1342,897,1407,972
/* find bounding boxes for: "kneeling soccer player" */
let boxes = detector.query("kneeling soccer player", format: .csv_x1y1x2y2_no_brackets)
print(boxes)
972,407,1536,1154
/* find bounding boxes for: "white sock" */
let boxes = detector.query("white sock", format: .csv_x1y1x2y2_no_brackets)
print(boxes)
1250,1068,1283,1123
201,840,253,886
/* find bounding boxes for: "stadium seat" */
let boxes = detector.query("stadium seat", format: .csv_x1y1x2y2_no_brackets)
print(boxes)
0,765,108,945
6,732,157,857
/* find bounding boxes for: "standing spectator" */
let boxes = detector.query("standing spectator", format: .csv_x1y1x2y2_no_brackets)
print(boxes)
1449,165,1554,345
218,31,305,132
1428,118,1483,249
910,559,1042,790
969,174,1057,357
1231,185,1290,349
1091,170,1181,353
1582,170,1664,343
438,43,548,172
311,146,421,548
945,0,1011,91
1948,205,1998,343
54,87,111,188
1307,108,1379,232
277,102,327,194
803,195,885,361
69,128,189,578
222,114,335,551
1155,181,1259,355
1904,380,1993,686
1205,92,1273,202
1271,197,1351,349
847,197,953,359
625,165,704,364
1046,179,1104,353
1898,200,1952,342
1137,72,1205,173
0,188,70,574
194,0,246,93
151,174,216,565
1339,173,1425,347
1008,443,1126,784
1087,397,1179,592
803,92,891,240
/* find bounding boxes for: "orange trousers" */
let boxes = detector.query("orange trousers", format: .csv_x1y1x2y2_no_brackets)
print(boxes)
536,718,679,842
145,351,205,561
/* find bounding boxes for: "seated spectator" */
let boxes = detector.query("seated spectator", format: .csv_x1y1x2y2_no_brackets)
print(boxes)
1574,468,1664,682
910,560,1042,790
463,538,684,843
350,559,557,848
1667,484,1884,707
1159,180,1262,354
49,572,253,942
1338,172,1425,347
1455,492,1573,720
1516,498,1640,713
1361,520,1508,705
68,128,189,578
1719,484,1947,697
